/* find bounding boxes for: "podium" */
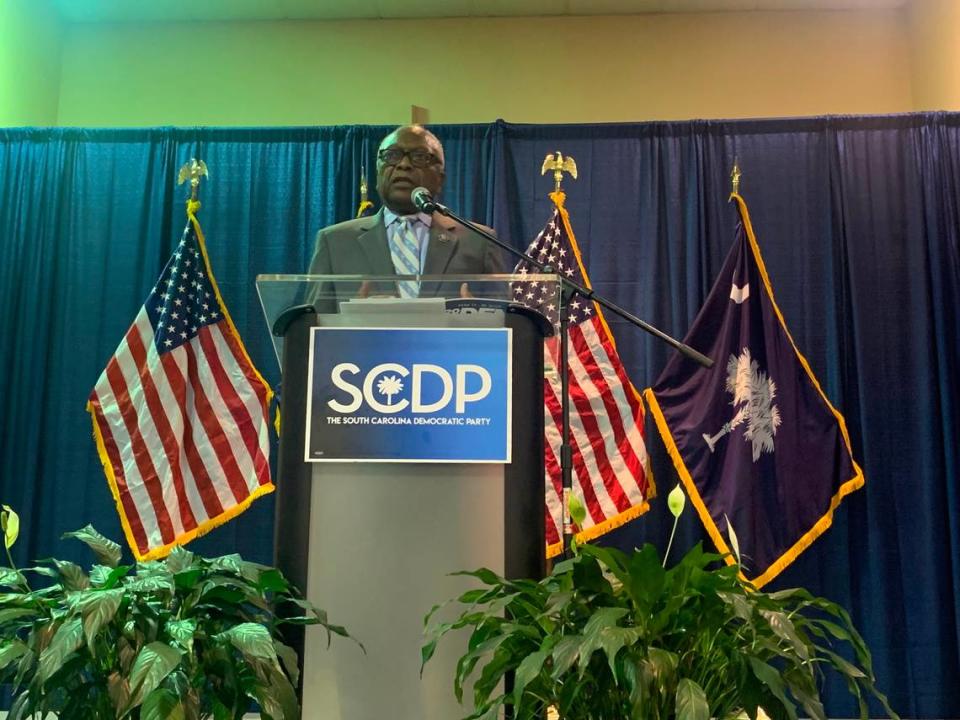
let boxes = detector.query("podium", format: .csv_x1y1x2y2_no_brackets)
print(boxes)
256,273,556,720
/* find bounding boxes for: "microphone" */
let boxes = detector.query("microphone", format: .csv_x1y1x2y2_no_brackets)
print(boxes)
411,186,438,213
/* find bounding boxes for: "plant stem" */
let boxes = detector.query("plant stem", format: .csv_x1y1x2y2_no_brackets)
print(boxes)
4,542,31,592
663,514,680,568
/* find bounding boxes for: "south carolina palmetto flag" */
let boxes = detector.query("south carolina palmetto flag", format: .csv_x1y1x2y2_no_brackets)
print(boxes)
87,201,275,561
513,192,654,558
644,194,864,588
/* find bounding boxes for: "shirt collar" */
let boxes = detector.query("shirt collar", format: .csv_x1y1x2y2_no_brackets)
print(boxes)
384,207,433,228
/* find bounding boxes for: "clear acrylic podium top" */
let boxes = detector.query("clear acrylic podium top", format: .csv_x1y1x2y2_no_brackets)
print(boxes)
255,273,560,366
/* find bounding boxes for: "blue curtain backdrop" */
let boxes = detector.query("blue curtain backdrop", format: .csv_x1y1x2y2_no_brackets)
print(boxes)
1,114,958,717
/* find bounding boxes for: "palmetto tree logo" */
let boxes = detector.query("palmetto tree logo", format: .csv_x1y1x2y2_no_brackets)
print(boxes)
703,348,782,461
376,375,404,406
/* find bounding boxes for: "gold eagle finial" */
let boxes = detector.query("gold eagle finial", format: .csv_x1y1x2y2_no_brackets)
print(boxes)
541,151,578,193
730,158,742,198
359,163,369,203
177,159,209,200
355,163,375,218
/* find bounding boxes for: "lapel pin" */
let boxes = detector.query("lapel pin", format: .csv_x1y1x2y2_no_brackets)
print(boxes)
438,233,449,243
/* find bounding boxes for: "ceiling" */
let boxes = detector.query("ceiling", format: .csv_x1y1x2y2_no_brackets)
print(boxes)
53,0,909,23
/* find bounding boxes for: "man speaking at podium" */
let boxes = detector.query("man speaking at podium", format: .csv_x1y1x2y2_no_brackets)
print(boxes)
308,124,504,299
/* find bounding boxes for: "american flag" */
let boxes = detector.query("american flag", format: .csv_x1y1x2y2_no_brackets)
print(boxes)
512,193,654,557
87,207,274,561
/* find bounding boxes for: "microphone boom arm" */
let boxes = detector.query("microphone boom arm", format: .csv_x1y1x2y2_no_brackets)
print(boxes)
412,187,712,368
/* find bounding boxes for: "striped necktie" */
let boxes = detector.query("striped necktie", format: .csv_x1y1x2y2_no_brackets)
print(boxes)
390,217,422,298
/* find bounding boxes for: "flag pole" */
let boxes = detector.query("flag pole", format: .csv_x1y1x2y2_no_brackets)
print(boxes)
558,285,575,552
542,152,578,554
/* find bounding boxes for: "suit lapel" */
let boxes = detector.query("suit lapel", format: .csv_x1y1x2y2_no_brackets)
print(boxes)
421,212,458,297
357,209,395,276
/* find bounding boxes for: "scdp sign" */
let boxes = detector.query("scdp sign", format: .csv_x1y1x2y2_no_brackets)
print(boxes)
305,327,512,462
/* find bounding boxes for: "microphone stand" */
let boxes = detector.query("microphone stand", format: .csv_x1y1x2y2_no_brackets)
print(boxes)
418,194,713,557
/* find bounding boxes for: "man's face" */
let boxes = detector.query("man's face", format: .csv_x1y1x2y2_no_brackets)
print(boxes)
375,128,445,214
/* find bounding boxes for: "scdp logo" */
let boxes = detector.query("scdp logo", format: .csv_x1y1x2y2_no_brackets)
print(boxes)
327,363,492,414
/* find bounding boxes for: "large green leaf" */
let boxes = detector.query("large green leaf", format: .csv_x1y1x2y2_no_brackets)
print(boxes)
473,644,518,706
452,567,503,586
11,645,35,690
141,687,186,720
760,610,809,660
62,525,123,568
216,622,278,663
252,662,300,720
257,568,290,594
0,567,26,589
19,564,57,578
124,641,183,714
820,648,868,679
165,619,197,652
208,554,244,575
273,639,300,688
125,573,175,595
0,640,29,671
94,564,133,589
577,544,630,586
107,671,132,713
576,607,630,676
598,625,642,676
512,647,550,710
0,607,39,624
37,617,85,683
89,564,113,586
676,678,710,720
164,545,196,574
421,634,441,669
644,647,680,692
7,689,32,720
782,667,827,720
173,568,203,591
748,657,798,720
583,607,629,636
211,700,234,720
466,700,504,720
117,636,137,673
717,590,753,621
627,545,665,610
80,588,125,650
53,560,90,591
550,635,583,680
451,633,512,702
571,553,614,596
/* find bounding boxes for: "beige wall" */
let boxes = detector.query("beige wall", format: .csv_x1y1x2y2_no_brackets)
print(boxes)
909,0,960,111
55,10,914,127
0,0,62,126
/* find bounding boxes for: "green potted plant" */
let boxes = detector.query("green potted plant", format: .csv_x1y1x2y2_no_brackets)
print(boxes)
0,505,356,719
422,488,897,720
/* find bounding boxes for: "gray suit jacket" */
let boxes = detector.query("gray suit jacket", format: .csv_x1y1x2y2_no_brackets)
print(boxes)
307,209,505,303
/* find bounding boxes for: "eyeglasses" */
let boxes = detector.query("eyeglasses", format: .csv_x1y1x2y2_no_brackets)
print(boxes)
377,148,440,168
